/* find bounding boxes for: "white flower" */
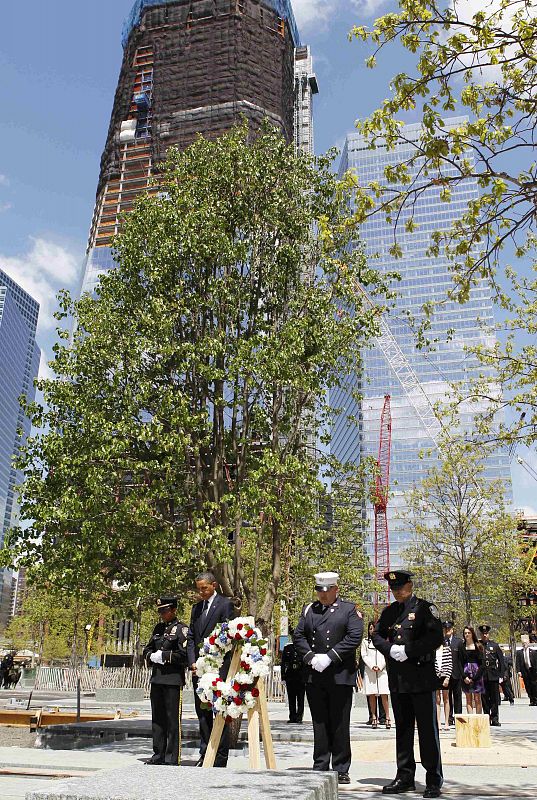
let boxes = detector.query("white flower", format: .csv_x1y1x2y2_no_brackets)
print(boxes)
226,702,243,719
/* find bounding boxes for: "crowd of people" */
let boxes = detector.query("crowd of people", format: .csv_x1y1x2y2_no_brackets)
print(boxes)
141,568,536,796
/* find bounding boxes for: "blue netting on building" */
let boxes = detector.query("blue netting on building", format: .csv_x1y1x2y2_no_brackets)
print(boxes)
122,0,300,49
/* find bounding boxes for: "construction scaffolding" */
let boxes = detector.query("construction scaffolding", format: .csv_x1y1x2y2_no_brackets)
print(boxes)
294,45,318,156
122,0,301,49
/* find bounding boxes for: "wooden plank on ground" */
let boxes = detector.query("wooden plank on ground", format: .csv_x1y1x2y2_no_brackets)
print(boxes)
455,713,492,748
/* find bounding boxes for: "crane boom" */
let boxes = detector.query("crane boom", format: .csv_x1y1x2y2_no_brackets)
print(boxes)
374,395,392,607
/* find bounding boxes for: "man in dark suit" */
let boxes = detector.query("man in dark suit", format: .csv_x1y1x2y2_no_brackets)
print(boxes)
516,634,537,705
373,570,444,799
443,621,463,725
142,597,189,765
187,571,235,767
293,571,363,786
479,624,505,726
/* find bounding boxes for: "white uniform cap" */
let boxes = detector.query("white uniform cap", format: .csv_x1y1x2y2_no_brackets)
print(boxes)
314,571,339,590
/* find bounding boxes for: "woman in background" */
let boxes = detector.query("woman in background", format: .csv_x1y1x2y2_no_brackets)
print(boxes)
435,639,453,730
459,625,485,714
361,622,391,728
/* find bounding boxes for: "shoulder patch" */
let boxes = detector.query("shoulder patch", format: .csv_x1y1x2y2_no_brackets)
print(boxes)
429,604,440,619
303,602,313,617
182,626,189,637
171,625,177,634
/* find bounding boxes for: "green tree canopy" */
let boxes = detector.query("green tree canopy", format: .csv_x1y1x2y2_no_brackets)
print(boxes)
351,1,537,444
2,124,391,630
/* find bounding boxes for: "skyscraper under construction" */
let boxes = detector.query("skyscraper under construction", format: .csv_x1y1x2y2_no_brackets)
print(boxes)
81,0,317,295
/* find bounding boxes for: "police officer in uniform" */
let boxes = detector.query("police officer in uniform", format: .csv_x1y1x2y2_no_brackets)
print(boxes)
478,624,505,726
373,570,444,798
293,571,363,785
143,597,188,765
281,628,306,723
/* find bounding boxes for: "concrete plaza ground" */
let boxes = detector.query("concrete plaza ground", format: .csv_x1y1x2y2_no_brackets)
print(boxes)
0,690,535,799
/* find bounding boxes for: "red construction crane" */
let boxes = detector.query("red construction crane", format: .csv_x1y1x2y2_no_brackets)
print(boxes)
374,395,392,609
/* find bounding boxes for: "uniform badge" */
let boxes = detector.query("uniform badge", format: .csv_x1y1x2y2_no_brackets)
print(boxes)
182,627,189,637
389,573,396,580
408,613,415,620
171,625,177,634
429,604,439,619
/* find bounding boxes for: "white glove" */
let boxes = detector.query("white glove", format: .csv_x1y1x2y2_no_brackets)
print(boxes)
314,654,332,672
390,645,408,662
150,650,164,664
310,655,321,671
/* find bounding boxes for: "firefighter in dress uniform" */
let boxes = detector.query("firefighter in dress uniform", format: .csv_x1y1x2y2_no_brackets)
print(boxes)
143,596,189,765
478,624,505,726
293,571,363,785
373,570,444,798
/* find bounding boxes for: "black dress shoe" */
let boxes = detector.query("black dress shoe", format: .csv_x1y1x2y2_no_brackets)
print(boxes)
448,717,454,726
338,773,351,784
145,755,165,765
382,779,416,794
490,721,501,726
423,788,441,798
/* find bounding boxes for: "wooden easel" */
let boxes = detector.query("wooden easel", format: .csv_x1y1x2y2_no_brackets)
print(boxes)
202,644,276,769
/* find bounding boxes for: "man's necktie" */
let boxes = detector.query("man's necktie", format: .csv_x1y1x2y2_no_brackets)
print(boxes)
203,599,209,616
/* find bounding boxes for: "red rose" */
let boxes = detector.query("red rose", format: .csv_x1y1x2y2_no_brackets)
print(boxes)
235,633,242,640
209,636,216,645
237,624,243,630
212,680,218,687
246,629,254,638
251,688,260,697
215,690,221,697
234,697,242,705
233,681,241,692
260,648,267,656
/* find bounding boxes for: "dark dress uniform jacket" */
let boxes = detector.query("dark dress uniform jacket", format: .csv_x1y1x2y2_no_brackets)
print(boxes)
482,640,505,680
373,595,443,693
293,598,363,685
143,618,188,685
187,594,235,665
281,642,305,683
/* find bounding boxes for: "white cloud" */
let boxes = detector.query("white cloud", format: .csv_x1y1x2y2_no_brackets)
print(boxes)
0,202,12,213
0,174,9,187
38,351,54,381
0,237,81,332
292,0,338,29
350,0,392,17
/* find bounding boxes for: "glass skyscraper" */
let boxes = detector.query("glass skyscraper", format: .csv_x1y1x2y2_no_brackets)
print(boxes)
0,269,40,626
332,118,512,566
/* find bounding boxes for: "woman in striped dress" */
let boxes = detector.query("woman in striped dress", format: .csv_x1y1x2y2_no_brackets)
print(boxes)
435,640,453,731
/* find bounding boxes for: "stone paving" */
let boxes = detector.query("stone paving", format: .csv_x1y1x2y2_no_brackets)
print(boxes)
0,690,535,799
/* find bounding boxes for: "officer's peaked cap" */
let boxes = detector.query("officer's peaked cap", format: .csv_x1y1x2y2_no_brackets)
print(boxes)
478,624,491,633
442,620,453,629
314,571,339,591
156,596,177,610
384,569,413,588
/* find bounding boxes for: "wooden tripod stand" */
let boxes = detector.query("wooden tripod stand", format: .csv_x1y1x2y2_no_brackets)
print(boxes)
202,645,277,769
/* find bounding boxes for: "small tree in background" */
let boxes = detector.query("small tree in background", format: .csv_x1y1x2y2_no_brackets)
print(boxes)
402,435,532,629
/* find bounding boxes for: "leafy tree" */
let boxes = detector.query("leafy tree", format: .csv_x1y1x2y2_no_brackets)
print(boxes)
2,124,391,631
350,1,537,443
401,436,534,629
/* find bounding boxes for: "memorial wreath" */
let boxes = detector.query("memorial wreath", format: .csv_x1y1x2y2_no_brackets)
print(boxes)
195,617,271,721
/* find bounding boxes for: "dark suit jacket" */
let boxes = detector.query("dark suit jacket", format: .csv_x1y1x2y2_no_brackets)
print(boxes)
187,593,235,666
516,647,537,677
445,634,463,679
293,598,363,686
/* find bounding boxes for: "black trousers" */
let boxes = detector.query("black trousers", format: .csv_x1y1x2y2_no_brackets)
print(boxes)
306,683,353,774
448,677,462,720
390,691,443,789
285,680,305,721
501,674,514,703
522,670,537,704
193,680,229,766
482,679,500,723
150,683,182,765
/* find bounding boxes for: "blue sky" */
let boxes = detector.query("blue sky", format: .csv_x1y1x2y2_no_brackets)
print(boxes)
0,0,533,511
